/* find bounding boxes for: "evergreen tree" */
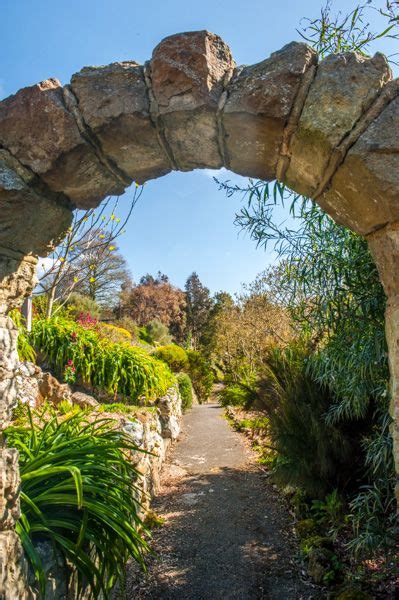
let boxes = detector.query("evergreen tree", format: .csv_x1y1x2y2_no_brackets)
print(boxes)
185,272,212,349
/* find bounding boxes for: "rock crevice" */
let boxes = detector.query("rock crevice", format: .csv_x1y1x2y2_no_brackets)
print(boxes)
143,62,179,171
62,85,132,189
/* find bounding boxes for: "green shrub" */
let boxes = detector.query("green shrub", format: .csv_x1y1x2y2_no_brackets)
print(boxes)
258,342,363,498
296,518,318,539
139,319,172,346
177,373,193,411
218,383,257,408
9,309,36,363
96,322,132,344
31,317,175,403
66,292,101,320
153,344,188,372
186,350,214,403
6,407,148,598
113,316,139,338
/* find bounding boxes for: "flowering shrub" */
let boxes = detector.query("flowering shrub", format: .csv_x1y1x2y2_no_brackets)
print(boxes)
31,317,175,403
63,359,76,384
76,312,98,328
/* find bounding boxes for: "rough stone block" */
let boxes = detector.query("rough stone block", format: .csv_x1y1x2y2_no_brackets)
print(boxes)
71,62,171,183
0,150,73,256
223,42,317,179
0,530,28,600
286,52,391,198
0,79,126,208
150,31,234,170
0,449,20,529
319,92,399,235
0,317,19,380
368,222,399,298
0,253,37,315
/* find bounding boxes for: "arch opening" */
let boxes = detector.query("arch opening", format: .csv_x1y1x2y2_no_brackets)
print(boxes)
0,29,399,595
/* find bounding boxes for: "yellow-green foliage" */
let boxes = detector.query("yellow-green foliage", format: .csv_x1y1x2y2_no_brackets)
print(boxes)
295,518,317,539
153,344,188,372
176,372,193,411
9,309,36,363
31,317,175,403
97,322,132,344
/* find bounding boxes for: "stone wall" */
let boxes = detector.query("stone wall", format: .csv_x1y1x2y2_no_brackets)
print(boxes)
14,362,183,512
13,362,183,598
1,28,399,596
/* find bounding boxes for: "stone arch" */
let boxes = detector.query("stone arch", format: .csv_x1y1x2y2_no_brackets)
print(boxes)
0,30,399,596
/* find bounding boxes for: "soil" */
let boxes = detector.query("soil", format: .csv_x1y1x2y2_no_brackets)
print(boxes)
125,402,323,599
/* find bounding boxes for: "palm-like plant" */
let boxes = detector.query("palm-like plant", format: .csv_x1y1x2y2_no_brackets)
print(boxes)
6,407,149,598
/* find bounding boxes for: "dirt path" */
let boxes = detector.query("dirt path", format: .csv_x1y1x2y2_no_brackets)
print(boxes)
127,403,321,599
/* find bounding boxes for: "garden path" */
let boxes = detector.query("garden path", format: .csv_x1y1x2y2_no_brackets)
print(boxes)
127,403,321,599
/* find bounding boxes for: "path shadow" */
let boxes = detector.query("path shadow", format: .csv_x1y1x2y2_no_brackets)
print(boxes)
127,465,320,600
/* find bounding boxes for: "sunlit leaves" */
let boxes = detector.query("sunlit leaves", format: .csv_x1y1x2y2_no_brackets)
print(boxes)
6,408,149,598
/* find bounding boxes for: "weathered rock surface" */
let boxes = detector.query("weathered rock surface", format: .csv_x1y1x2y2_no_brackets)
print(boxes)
285,51,391,198
320,90,399,235
0,149,73,256
0,531,29,600
36,372,71,406
70,62,171,183
223,42,317,179
70,390,98,409
156,384,183,440
27,541,67,600
0,450,20,530
0,253,37,316
150,31,234,170
0,316,20,430
0,79,126,208
368,222,399,298
368,224,399,502
15,362,41,408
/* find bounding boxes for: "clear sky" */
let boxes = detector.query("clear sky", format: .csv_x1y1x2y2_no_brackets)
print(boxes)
1,1,397,294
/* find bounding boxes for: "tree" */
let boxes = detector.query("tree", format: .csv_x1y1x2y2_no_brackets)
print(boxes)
140,271,169,285
118,274,186,341
185,272,212,349
61,235,131,305
37,187,141,317
215,0,399,557
208,283,292,378
200,291,234,356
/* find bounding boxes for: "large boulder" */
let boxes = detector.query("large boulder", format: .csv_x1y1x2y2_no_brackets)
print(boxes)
70,62,171,183
285,51,391,199
36,371,71,406
0,79,128,208
150,30,234,170
223,42,317,179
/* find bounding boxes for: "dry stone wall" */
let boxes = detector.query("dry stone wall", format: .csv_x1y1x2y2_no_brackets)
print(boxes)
1,29,399,597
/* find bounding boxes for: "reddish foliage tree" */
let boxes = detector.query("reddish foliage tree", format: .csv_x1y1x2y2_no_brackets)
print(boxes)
118,274,186,342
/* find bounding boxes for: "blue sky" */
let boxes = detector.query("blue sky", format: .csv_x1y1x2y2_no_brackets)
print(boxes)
1,1,397,294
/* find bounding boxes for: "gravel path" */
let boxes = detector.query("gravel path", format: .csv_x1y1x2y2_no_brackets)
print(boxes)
127,403,321,599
